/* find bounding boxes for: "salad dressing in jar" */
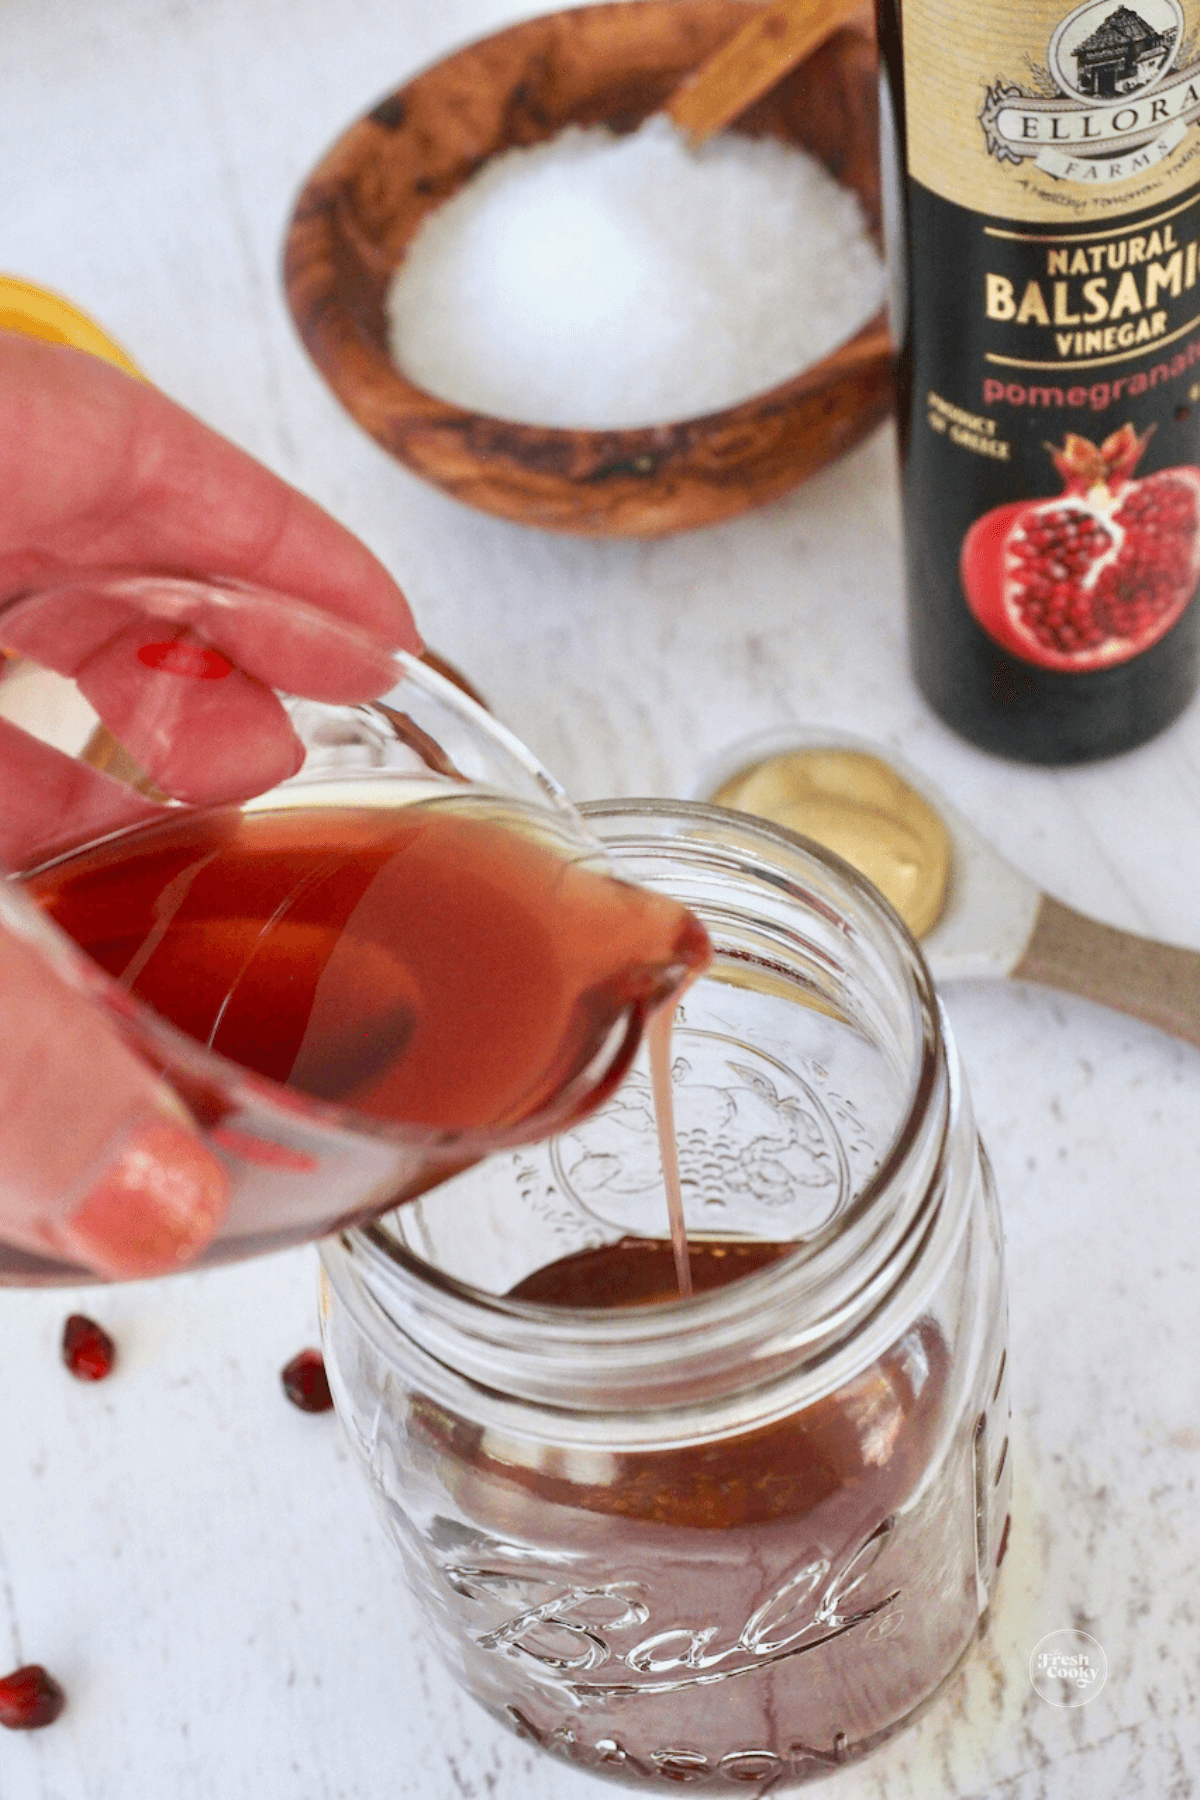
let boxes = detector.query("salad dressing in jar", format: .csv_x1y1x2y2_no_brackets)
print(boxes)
320,803,1011,1785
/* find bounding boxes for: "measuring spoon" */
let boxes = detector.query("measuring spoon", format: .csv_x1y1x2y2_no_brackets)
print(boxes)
695,732,1200,1052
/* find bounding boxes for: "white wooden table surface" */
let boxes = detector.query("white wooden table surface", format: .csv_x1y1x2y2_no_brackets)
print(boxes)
2,1,1199,1795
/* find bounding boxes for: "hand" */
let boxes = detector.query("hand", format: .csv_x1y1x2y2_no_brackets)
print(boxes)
0,335,421,1280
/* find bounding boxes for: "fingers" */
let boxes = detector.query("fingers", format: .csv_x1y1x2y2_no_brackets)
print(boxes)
0,571,415,810
0,911,228,1279
75,621,304,805
0,574,403,704
0,334,426,1282
0,718,163,872
0,334,421,651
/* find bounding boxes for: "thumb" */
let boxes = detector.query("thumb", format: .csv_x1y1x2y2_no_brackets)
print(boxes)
0,913,228,1280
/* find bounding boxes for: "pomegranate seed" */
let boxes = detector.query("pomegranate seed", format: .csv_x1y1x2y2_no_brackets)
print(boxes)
281,1348,333,1413
0,1664,66,1730
61,1314,116,1381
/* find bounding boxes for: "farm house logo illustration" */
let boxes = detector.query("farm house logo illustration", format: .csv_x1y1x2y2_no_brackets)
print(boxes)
980,0,1200,182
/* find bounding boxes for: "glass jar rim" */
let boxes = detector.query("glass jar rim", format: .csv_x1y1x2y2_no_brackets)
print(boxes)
323,801,972,1431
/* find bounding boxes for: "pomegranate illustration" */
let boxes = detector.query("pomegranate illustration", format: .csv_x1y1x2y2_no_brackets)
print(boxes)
960,424,1200,671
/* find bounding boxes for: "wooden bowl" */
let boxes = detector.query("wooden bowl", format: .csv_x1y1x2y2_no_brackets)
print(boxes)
283,0,891,538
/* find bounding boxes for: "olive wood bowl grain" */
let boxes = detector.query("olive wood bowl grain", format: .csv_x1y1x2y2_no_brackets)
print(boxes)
283,0,891,537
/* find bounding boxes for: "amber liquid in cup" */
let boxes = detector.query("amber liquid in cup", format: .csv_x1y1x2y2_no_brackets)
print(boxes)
32,803,706,1289
22,797,710,1144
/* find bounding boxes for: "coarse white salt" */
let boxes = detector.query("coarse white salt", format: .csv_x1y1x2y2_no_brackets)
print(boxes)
385,116,886,430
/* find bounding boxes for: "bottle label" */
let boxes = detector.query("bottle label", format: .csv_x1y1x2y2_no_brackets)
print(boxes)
896,0,1200,694
904,0,1200,220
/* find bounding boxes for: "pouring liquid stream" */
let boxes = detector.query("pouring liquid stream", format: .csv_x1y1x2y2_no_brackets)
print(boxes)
647,986,695,1298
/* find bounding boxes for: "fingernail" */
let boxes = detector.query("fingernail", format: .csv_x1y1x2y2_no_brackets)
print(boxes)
61,1119,229,1280
136,639,233,680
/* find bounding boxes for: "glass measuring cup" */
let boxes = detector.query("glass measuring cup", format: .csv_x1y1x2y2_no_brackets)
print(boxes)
0,574,702,1284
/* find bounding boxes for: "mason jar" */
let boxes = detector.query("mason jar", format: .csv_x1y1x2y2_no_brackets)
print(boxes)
319,801,1011,1788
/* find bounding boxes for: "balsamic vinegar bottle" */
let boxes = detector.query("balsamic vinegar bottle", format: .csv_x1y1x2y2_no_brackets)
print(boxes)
878,0,1200,762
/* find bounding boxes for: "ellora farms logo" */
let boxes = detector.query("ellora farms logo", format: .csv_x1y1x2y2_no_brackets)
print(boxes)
980,0,1200,182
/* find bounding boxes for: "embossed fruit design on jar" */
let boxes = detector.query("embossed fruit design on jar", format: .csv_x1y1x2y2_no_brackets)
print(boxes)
962,425,1200,669
320,805,1011,1787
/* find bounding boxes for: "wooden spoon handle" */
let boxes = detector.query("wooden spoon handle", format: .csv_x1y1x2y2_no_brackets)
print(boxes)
665,0,869,145
1013,893,1200,1050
